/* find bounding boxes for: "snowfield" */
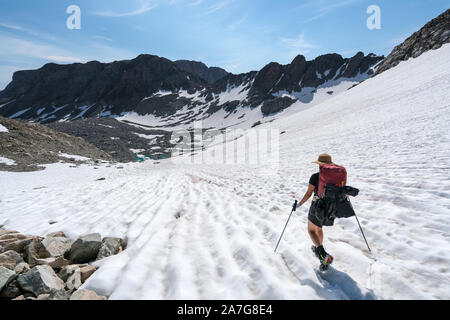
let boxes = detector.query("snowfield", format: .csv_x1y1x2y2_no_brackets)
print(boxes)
1,44,450,300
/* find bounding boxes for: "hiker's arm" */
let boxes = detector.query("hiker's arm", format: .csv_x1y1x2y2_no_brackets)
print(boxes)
299,184,315,207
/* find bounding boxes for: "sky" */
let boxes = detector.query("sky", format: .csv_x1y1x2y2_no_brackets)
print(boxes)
0,0,448,89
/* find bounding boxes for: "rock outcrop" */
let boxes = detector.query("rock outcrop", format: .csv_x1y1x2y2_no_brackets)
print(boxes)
174,60,229,84
375,9,450,75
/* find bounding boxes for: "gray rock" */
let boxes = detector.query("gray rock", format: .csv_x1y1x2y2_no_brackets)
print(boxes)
58,264,84,282
0,250,24,270
69,289,107,300
0,266,17,293
36,290,70,300
66,268,82,292
97,237,122,260
46,231,67,238
17,265,65,296
24,238,50,266
68,233,102,263
14,262,30,274
36,256,70,269
41,236,73,257
80,265,97,283
0,238,34,254
0,279,22,299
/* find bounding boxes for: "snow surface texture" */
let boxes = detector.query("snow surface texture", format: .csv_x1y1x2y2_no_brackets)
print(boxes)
0,157,15,166
0,124,8,133
1,45,450,300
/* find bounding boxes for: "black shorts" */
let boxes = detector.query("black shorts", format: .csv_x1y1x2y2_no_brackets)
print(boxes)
308,202,335,228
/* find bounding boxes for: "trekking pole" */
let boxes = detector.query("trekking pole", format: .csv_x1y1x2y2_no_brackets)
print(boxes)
274,200,298,253
354,211,371,253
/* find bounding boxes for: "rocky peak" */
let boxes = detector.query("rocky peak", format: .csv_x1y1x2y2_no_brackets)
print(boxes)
375,8,450,75
174,60,229,84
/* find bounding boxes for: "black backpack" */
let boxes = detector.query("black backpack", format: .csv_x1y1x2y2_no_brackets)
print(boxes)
314,185,359,223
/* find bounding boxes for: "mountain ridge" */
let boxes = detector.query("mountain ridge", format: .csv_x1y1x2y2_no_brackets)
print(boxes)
0,51,383,126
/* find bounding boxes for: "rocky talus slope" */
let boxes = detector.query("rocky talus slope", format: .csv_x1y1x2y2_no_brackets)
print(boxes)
0,117,113,172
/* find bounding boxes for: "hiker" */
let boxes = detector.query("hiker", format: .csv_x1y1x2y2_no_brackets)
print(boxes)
298,154,335,268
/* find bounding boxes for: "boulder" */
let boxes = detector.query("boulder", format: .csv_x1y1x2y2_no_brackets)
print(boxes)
41,236,73,257
80,265,97,283
58,264,84,282
14,262,30,274
36,256,70,269
36,290,70,300
0,233,28,242
17,265,65,296
0,250,24,270
0,266,16,293
69,289,107,300
24,238,50,265
97,237,122,260
0,230,20,237
66,268,82,292
0,237,34,254
68,233,102,263
46,232,67,238
12,295,25,300
0,280,22,300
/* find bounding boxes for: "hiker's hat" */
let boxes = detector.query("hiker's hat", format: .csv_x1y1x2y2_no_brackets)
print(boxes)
313,154,334,165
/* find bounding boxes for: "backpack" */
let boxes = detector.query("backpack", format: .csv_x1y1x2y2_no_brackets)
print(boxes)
313,165,359,222
318,164,347,198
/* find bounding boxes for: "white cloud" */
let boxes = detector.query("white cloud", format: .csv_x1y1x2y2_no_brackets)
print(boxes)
203,0,233,16
92,0,157,17
300,0,362,23
189,0,204,6
94,35,114,42
280,34,317,51
0,23,22,31
46,56,84,63
226,15,247,31
0,34,82,63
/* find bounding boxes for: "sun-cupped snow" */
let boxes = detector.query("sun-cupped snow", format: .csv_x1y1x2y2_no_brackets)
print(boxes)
1,44,449,300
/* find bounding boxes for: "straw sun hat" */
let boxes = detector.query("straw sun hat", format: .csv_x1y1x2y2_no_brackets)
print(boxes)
312,154,335,165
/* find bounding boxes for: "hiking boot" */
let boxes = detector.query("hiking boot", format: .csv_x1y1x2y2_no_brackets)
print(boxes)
313,245,333,264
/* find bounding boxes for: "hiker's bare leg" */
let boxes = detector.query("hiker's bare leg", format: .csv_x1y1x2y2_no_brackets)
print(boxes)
308,221,323,247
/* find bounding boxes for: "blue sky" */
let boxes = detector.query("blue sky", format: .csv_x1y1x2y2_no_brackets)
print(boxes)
0,0,448,89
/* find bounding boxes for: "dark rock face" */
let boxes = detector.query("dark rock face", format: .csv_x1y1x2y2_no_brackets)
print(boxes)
0,54,207,122
261,97,297,116
246,52,382,109
174,60,229,84
0,51,383,124
375,9,450,75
